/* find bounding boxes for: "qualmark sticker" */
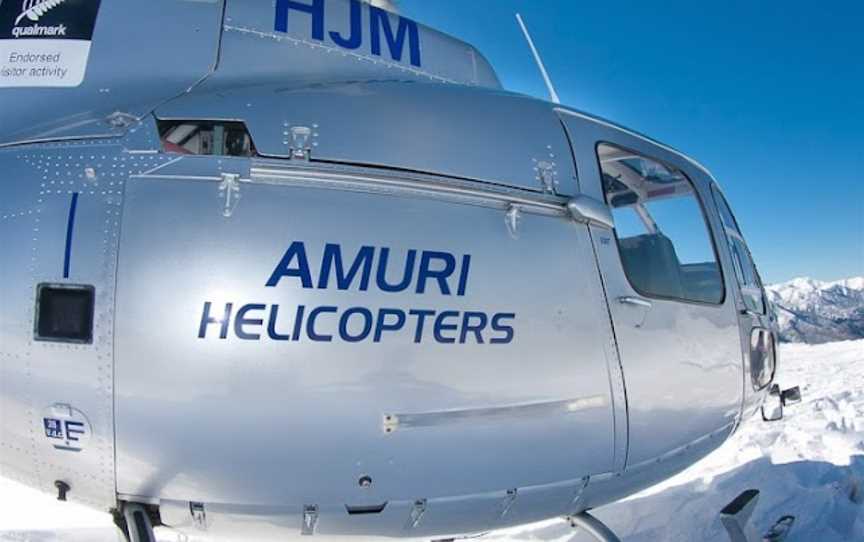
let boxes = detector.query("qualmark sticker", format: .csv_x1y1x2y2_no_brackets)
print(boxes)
0,0,101,88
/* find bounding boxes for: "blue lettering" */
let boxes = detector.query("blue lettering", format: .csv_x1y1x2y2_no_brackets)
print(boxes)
369,5,421,67
267,241,313,288
318,244,374,291
197,304,513,345
274,0,422,66
329,0,362,49
376,247,416,293
64,421,85,442
292,305,306,341
374,308,406,342
200,244,512,345
490,313,516,344
275,0,325,40
459,311,487,343
433,310,459,344
235,304,266,340
408,309,435,343
456,255,471,296
307,305,337,342
267,304,292,341
416,251,456,295
44,418,63,439
199,302,232,339
339,307,373,342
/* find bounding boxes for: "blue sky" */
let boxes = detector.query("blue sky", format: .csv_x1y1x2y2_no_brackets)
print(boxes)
402,0,863,284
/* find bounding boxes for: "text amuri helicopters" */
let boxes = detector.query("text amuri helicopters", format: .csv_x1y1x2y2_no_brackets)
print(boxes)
0,0,800,540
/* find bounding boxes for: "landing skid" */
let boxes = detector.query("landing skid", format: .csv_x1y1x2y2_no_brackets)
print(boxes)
566,512,622,542
110,498,792,542
114,503,157,542
110,506,623,542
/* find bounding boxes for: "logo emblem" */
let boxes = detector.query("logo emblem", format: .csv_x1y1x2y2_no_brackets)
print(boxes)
15,0,68,26
41,403,91,452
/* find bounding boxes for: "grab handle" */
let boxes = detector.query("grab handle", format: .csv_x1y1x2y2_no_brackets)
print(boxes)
617,296,652,308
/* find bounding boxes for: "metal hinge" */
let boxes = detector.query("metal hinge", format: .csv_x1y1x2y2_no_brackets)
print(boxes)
505,204,522,239
218,173,242,217
498,488,518,519
406,499,427,529
570,476,590,510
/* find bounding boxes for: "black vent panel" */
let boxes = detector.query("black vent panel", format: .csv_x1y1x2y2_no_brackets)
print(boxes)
35,284,95,344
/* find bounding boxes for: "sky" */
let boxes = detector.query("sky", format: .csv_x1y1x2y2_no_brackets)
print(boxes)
401,0,863,284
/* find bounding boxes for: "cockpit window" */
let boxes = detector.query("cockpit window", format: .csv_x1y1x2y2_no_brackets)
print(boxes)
711,185,766,314
158,120,257,157
598,143,724,305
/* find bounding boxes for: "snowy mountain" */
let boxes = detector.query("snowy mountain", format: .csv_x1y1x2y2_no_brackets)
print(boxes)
766,277,864,344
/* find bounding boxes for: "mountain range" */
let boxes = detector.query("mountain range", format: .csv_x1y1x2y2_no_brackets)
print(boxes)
766,277,864,344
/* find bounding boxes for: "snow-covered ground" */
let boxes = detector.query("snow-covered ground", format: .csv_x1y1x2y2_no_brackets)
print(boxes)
492,339,864,542
2,340,862,541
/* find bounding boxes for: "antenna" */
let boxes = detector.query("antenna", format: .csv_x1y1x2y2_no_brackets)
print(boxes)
515,13,561,104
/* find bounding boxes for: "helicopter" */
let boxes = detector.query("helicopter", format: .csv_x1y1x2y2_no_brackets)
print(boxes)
0,0,800,540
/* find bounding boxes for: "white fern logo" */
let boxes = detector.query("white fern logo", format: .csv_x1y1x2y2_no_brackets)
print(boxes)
14,0,67,26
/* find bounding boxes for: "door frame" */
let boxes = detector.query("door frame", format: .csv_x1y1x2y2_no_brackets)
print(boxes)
559,108,746,467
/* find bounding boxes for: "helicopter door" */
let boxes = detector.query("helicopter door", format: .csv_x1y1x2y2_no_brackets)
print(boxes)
709,184,776,419
560,113,743,470
113,152,623,514
595,142,742,466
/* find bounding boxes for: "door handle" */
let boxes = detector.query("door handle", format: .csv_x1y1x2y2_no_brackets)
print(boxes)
567,196,614,229
617,296,652,308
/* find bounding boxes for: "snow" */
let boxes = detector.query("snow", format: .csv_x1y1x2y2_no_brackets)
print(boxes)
826,277,864,291
2,340,863,541
490,340,864,541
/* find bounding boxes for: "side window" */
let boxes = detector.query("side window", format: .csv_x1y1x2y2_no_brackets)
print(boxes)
597,143,724,304
711,185,766,314
158,120,257,157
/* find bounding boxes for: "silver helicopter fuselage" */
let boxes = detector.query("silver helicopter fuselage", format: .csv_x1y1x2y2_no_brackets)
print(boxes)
0,0,778,539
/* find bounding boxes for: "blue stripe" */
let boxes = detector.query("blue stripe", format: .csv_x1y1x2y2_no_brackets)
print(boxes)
63,193,79,279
